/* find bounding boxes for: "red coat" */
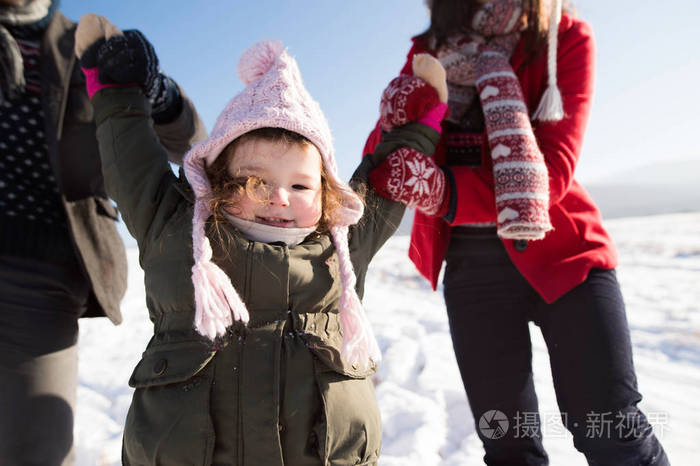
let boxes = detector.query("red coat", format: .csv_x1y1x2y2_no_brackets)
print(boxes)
363,14,617,303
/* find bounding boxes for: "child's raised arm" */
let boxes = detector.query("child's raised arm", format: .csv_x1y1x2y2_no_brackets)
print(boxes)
75,14,204,248
348,55,448,268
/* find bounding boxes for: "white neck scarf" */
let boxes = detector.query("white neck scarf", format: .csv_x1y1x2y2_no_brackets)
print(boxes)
223,211,316,247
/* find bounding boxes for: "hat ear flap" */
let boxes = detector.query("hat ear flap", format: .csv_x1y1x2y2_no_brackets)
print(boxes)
330,226,381,369
184,150,250,340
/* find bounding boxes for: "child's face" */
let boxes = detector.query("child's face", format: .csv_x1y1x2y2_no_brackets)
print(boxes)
225,138,323,228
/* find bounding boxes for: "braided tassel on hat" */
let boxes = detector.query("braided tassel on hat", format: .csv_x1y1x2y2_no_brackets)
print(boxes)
331,226,382,367
184,152,249,340
532,0,564,122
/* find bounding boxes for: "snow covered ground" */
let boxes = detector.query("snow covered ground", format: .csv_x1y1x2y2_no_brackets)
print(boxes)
75,212,700,465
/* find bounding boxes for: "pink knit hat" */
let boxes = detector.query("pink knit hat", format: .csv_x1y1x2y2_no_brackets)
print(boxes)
183,40,380,368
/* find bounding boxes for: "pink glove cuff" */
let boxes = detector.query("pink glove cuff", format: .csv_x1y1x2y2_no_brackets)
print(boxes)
81,67,137,99
417,102,448,133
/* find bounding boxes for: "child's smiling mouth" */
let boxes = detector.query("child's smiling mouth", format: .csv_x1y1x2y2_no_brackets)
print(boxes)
256,216,294,227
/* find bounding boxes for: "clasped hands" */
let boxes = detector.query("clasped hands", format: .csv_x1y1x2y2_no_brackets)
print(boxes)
369,54,451,217
74,14,180,121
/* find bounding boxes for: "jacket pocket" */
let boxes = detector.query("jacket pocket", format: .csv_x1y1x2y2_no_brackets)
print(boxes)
312,363,382,466
123,340,217,466
301,310,378,379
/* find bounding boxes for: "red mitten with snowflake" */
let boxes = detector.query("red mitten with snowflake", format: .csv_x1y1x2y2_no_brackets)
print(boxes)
369,147,449,217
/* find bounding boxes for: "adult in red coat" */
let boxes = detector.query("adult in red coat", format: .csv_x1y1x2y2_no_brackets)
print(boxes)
365,0,669,464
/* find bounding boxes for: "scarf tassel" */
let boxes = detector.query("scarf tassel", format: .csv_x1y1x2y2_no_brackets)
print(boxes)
532,0,563,122
532,82,564,122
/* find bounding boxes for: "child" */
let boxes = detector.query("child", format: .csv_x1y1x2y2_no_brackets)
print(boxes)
75,15,447,465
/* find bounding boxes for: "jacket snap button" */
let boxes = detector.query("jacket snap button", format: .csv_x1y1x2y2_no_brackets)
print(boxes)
514,239,528,252
153,358,167,376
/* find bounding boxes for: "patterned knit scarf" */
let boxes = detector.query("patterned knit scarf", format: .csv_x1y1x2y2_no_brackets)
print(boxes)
0,0,56,104
435,0,524,126
435,0,553,239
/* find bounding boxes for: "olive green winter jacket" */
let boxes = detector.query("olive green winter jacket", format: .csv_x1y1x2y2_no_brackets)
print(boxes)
92,87,439,466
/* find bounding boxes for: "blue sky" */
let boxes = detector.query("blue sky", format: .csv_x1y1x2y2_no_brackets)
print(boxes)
60,0,700,184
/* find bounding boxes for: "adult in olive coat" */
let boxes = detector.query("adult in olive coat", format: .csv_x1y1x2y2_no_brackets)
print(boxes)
0,3,206,465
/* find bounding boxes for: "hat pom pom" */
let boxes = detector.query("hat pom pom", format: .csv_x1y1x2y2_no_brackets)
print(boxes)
237,40,285,85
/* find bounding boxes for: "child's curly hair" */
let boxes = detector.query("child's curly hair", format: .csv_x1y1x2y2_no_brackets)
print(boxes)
205,127,363,235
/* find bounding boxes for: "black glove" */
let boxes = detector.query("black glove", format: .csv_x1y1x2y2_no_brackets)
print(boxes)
81,30,182,123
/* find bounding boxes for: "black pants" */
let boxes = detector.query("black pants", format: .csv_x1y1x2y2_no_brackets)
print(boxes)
443,230,669,466
0,256,89,466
